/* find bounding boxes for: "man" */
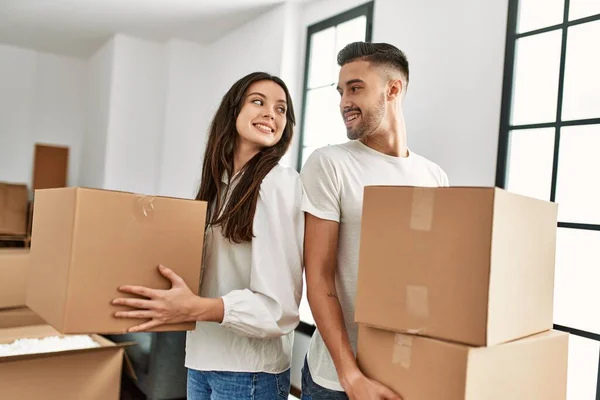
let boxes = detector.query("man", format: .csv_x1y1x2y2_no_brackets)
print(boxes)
300,42,449,400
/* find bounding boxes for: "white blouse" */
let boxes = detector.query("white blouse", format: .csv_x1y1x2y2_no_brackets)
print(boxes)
185,164,304,373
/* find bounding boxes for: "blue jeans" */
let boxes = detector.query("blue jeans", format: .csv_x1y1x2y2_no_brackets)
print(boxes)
301,357,348,400
187,368,291,400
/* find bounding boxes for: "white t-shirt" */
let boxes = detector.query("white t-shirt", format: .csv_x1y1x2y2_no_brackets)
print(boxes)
300,140,449,391
185,164,304,373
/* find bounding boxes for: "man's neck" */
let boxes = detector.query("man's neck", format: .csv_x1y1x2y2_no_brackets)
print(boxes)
360,118,408,158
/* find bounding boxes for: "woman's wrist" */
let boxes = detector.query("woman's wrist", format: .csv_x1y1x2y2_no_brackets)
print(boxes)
187,296,225,323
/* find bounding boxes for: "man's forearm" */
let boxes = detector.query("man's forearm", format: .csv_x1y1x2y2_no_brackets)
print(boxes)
308,280,359,382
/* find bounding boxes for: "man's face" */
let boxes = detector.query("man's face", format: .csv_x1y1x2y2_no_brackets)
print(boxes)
337,60,386,140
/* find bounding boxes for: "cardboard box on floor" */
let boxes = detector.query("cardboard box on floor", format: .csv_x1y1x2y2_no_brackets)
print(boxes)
0,249,44,329
0,249,29,309
0,324,127,400
358,325,569,400
355,186,558,347
0,182,28,236
27,187,207,334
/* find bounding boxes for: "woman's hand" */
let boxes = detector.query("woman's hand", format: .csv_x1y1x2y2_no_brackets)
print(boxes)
113,264,202,332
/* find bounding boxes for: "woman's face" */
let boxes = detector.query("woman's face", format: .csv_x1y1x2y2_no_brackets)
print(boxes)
235,80,288,152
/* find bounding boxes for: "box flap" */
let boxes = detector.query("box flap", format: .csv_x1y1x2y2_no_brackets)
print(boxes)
0,324,60,342
0,249,30,310
0,307,47,329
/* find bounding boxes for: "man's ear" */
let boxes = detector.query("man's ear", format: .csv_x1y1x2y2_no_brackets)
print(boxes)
387,79,403,100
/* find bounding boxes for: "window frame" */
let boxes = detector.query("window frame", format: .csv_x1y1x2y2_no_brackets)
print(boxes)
496,0,600,396
296,1,374,172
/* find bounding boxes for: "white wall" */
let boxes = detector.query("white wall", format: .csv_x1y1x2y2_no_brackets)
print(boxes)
0,43,85,189
374,0,508,186
32,52,86,187
279,2,303,169
0,45,35,186
157,39,208,199
80,38,115,189
103,34,166,195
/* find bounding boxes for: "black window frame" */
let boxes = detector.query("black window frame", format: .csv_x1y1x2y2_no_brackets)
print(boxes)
295,1,374,172
496,0,600,396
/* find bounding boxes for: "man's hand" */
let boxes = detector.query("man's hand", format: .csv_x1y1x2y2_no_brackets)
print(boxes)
342,369,402,400
112,265,222,332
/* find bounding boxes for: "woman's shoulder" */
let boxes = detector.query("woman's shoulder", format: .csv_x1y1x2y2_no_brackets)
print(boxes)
259,164,302,203
262,163,300,187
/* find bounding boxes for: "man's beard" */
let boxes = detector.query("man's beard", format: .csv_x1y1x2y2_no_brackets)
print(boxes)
345,94,385,140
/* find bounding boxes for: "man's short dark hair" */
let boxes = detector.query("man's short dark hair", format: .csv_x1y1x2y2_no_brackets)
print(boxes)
337,42,409,85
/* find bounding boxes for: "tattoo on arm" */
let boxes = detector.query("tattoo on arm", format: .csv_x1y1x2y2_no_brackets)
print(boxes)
327,292,339,300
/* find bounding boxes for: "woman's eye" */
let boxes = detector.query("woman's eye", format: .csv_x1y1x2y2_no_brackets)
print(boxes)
252,99,263,105
277,107,286,114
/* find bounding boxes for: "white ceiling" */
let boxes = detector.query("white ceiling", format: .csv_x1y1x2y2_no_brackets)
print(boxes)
0,0,299,58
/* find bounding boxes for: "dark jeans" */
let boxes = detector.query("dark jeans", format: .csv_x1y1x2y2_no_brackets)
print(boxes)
301,357,348,400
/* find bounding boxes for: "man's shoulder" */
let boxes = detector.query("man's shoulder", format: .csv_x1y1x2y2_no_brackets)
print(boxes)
410,152,449,185
304,142,358,166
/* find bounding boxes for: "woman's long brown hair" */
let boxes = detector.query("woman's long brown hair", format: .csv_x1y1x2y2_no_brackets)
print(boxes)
196,72,296,243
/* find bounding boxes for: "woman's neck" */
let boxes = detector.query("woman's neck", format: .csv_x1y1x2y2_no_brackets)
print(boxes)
233,140,260,175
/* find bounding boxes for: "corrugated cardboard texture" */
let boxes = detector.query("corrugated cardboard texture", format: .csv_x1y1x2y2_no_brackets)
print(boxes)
0,325,123,400
487,188,558,345
0,307,46,329
0,249,29,309
27,188,77,331
28,188,207,334
0,182,28,235
33,144,69,190
357,325,569,400
355,186,557,346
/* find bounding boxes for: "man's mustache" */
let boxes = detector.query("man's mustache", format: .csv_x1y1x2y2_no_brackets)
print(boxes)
342,107,361,117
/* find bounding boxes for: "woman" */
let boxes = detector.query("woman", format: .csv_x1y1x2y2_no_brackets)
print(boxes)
112,72,304,400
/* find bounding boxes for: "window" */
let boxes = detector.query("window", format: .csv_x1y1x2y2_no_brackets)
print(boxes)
297,2,374,171
496,1,600,397
296,3,374,332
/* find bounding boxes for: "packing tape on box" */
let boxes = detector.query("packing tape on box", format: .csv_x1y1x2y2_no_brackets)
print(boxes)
410,188,435,231
134,196,156,221
406,285,429,319
392,333,413,368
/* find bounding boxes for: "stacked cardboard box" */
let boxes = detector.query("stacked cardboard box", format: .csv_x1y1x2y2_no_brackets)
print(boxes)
355,187,569,400
0,183,29,237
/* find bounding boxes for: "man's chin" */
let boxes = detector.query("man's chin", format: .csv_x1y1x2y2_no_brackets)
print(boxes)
346,130,363,140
